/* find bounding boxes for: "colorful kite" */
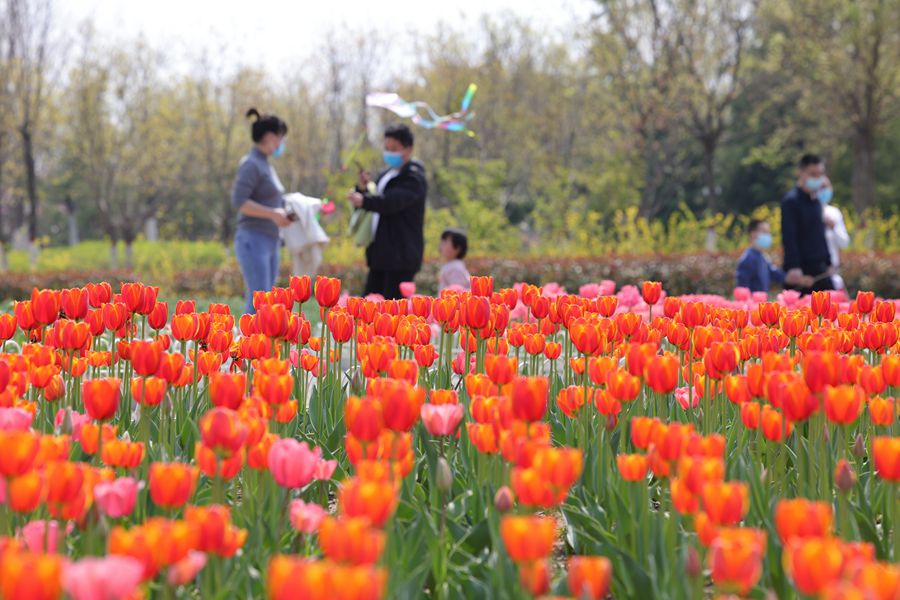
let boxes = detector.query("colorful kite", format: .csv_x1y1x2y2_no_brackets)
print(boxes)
366,83,477,136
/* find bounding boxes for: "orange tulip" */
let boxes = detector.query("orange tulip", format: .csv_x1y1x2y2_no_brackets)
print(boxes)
149,462,199,508
510,376,548,422
882,355,900,387
868,397,895,427
0,430,40,477
209,372,246,410
630,416,660,450
824,385,865,425
616,453,649,482
466,423,499,454
670,478,699,515
641,281,662,305
345,396,384,442
701,481,749,526
470,276,494,297
518,560,549,596
200,407,248,455
607,368,641,402
774,499,833,544
569,319,602,356
131,376,167,407
0,550,64,600
376,380,425,432
101,438,145,469
77,423,117,455
318,516,385,565
314,276,341,308
500,515,556,563
531,446,583,489
567,556,612,600
485,355,517,386
872,437,900,481
7,471,45,513
784,536,847,596
184,504,247,557
253,373,293,405
761,405,793,442
644,353,679,393
339,477,398,527
556,386,585,418
677,456,725,495
709,528,766,594
82,378,121,421
850,561,900,600
130,339,163,377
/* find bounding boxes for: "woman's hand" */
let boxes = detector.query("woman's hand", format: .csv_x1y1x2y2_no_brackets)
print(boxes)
270,207,292,228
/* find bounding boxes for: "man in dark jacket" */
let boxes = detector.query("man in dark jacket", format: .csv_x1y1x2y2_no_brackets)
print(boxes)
780,154,833,295
348,124,427,299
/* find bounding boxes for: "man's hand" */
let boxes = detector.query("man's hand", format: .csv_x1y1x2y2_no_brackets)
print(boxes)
348,191,365,209
799,276,815,288
785,268,805,286
270,208,291,228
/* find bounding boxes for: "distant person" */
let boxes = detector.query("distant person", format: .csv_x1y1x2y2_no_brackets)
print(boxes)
438,228,471,292
781,154,833,295
818,177,850,291
348,124,427,300
736,219,789,293
232,108,290,315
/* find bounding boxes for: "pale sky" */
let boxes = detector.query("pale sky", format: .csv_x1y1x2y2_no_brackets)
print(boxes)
60,0,595,76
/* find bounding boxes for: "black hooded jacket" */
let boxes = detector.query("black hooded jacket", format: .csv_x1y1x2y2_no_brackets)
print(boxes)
359,159,428,272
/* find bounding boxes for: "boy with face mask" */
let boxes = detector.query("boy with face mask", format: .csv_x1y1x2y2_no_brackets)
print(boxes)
780,153,833,295
736,220,790,293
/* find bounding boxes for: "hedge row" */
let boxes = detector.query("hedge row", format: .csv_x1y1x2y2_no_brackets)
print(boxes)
1,252,897,302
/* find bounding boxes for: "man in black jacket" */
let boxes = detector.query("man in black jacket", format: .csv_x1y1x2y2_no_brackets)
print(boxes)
780,154,831,295
348,124,427,299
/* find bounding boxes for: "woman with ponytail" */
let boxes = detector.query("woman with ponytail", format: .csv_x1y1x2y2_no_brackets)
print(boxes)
231,108,290,314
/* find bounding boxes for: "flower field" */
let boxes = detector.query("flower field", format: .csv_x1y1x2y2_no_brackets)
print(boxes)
0,276,898,599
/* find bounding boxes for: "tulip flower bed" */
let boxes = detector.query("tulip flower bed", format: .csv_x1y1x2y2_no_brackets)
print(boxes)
0,277,898,600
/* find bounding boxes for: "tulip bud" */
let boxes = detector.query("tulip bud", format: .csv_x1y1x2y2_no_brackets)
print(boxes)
685,546,701,578
436,457,453,493
494,485,514,514
605,413,617,432
835,459,857,492
852,434,866,458
61,409,73,435
823,425,830,443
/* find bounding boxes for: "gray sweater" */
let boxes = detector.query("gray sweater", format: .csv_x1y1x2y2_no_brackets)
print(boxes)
231,147,285,238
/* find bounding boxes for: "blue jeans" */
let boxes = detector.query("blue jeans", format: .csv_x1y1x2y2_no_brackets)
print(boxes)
234,227,280,315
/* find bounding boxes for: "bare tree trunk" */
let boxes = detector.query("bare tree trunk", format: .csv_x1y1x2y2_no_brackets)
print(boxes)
851,127,875,218
20,126,39,265
702,138,718,213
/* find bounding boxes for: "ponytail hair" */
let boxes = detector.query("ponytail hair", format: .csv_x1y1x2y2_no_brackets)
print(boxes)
246,108,288,142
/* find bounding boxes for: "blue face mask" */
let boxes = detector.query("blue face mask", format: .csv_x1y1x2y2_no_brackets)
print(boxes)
817,188,833,204
383,151,405,169
271,141,285,158
754,232,773,250
805,177,824,192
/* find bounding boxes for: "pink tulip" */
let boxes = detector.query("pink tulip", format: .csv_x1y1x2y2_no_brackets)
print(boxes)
675,387,699,410
311,447,337,480
579,283,601,299
63,555,145,600
290,500,327,534
733,287,751,302
617,285,641,308
599,280,617,296
421,403,464,436
321,201,336,215
167,551,207,586
778,290,802,307
20,519,69,553
268,438,318,489
399,282,416,298
0,407,32,431
751,292,768,304
94,477,140,519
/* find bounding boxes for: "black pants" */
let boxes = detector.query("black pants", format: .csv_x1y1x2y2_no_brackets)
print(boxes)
364,268,417,300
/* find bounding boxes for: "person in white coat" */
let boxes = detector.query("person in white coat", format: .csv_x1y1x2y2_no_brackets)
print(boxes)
818,178,850,291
